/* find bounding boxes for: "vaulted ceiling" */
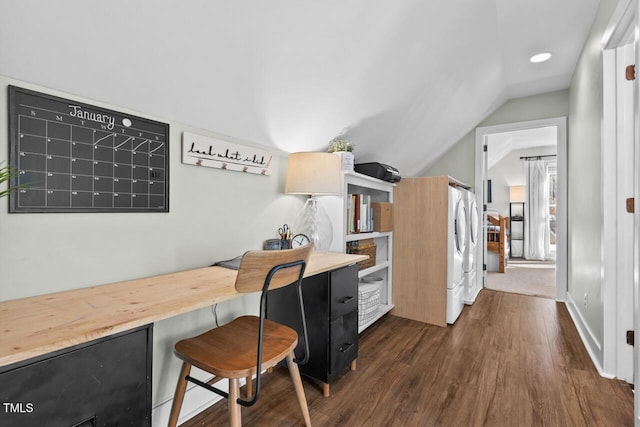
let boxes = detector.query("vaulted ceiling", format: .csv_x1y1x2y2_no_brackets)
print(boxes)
487,126,558,169
0,0,599,177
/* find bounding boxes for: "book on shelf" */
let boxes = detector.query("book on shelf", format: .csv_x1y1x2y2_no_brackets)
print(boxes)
347,194,374,234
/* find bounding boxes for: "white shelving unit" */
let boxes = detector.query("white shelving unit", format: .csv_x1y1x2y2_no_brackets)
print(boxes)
321,171,395,333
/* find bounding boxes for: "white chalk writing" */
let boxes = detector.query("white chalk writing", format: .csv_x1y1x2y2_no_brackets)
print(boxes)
69,105,116,130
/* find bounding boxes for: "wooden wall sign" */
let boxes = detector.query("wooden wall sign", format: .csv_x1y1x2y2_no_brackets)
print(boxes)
182,132,273,175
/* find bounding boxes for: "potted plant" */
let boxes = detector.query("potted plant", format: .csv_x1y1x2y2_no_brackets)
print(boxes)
328,139,355,171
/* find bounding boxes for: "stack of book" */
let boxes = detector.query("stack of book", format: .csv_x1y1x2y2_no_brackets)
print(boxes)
347,194,374,233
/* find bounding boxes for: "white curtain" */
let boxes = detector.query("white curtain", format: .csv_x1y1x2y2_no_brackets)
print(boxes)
524,160,550,260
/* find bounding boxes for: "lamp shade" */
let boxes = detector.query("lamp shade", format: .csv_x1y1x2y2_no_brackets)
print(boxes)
509,185,525,203
285,152,341,195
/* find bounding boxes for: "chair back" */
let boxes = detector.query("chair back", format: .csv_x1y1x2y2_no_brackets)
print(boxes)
235,244,313,293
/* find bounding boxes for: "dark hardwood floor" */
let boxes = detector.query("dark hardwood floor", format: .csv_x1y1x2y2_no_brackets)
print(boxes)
180,290,634,426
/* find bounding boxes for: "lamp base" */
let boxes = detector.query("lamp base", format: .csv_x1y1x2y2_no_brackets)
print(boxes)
292,196,333,251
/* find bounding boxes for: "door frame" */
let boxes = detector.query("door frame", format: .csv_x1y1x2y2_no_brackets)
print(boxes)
474,117,567,302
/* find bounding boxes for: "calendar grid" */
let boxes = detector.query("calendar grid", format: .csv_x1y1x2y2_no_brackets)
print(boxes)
9,86,169,213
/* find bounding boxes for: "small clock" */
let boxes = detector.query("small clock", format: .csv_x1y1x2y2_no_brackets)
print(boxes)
291,233,311,248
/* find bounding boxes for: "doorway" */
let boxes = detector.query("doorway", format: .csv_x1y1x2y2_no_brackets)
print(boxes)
483,129,558,299
474,117,567,302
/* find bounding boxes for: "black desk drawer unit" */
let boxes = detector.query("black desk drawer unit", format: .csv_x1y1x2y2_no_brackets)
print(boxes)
0,325,152,427
268,263,359,395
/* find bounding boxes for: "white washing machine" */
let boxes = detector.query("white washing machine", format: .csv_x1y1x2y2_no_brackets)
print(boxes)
447,185,467,324
462,189,481,304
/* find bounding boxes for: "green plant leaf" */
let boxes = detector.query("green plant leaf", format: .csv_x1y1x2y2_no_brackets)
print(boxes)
0,163,29,198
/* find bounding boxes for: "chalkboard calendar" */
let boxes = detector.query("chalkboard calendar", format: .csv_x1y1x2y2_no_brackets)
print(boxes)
9,86,169,212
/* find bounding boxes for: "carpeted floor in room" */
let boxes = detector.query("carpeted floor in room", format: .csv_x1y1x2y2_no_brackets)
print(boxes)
486,259,556,299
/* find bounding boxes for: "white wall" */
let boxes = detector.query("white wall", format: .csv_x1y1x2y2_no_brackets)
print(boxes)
566,0,621,368
488,146,557,217
0,75,304,407
421,89,569,186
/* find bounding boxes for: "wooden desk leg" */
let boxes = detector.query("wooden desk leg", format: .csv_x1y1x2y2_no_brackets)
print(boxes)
321,358,356,398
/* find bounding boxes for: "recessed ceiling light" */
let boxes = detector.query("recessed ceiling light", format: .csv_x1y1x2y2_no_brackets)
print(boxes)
530,52,552,63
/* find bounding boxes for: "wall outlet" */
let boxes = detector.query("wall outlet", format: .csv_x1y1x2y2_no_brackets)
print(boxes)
583,293,588,308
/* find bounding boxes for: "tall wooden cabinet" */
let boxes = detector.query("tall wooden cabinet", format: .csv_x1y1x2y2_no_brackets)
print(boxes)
321,171,395,332
392,176,466,327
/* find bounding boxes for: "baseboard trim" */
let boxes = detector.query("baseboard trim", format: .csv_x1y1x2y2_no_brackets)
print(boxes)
565,293,614,379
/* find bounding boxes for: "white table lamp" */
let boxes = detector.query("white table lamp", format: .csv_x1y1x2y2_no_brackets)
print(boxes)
285,152,341,251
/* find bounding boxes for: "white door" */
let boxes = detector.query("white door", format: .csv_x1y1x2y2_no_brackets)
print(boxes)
617,40,636,384
482,141,489,287
601,2,638,418
633,4,640,422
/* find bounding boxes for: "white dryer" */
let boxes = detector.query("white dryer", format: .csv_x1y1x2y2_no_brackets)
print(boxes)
447,185,467,324
463,190,481,304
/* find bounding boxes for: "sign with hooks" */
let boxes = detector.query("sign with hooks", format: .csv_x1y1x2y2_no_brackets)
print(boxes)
182,132,273,175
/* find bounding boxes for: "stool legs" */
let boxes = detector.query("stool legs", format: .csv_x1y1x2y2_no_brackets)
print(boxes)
169,359,310,426
168,362,192,427
245,375,253,398
286,352,311,427
228,378,242,427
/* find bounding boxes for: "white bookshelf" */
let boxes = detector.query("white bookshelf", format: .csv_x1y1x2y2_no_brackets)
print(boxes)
321,171,395,333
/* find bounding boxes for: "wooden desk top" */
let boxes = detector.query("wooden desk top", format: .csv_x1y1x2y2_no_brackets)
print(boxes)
0,251,367,368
